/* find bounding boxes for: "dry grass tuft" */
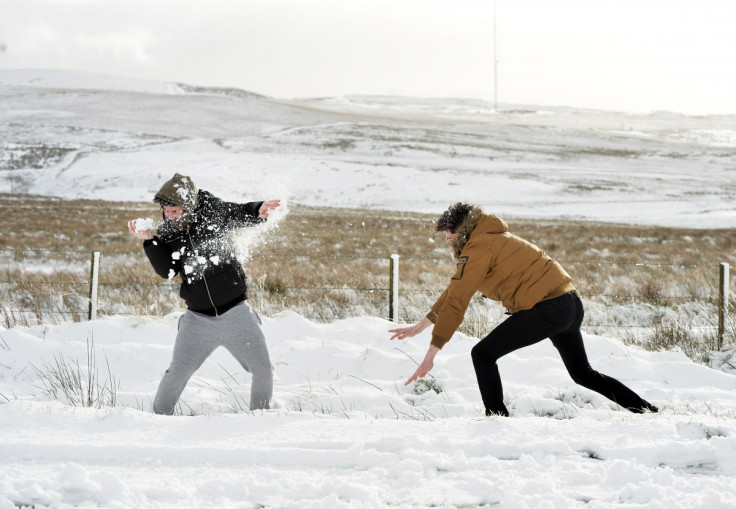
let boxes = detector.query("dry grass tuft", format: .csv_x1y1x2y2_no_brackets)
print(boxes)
2,193,735,358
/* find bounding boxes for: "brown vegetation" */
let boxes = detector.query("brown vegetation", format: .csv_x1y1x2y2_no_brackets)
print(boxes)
1,193,734,361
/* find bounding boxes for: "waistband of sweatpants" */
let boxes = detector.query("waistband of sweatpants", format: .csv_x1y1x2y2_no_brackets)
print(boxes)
188,293,246,317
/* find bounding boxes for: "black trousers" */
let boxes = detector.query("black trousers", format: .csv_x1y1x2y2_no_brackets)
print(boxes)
471,291,656,416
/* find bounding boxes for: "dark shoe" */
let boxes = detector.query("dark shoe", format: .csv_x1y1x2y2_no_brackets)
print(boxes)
629,401,658,414
644,402,659,413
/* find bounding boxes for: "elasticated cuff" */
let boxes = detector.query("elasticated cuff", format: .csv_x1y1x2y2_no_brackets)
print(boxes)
430,334,450,350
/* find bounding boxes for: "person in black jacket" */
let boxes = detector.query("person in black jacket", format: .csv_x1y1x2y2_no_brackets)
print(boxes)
128,173,281,414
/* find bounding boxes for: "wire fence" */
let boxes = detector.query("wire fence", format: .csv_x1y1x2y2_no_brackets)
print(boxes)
1,247,732,352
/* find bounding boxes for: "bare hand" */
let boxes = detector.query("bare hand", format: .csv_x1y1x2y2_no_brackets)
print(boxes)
405,346,439,385
259,199,281,219
388,324,421,341
388,316,432,340
128,220,154,240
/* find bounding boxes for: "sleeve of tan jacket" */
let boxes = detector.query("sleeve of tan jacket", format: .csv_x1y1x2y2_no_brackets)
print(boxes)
428,238,492,349
426,288,448,323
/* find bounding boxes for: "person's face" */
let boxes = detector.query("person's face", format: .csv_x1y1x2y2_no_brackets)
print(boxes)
162,205,185,221
445,230,457,244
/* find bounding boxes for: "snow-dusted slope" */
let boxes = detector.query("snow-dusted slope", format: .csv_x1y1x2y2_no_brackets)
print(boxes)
2,69,736,227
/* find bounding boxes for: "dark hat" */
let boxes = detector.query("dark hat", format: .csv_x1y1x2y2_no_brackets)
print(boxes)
153,173,199,210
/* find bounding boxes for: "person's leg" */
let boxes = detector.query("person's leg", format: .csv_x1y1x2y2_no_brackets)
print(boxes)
152,311,219,415
471,298,574,416
550,293,658,413
220,302,273,410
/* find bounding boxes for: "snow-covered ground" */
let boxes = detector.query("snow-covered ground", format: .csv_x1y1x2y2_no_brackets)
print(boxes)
2,70,736,508
2,313,736,508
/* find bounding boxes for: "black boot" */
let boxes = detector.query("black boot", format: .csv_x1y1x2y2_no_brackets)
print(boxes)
629,401,658,414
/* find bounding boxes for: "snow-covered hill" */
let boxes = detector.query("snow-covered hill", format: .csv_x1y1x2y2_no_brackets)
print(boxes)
2,69,736,227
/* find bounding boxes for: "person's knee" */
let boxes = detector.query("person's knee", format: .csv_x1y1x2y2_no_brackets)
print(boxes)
470,344,483,363
471,343,498,365
161,366,195,383
261,368,275,384
249,362,273,383
248,353,271,371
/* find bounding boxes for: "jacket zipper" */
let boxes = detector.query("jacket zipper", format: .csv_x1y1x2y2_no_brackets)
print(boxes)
188,231,219,316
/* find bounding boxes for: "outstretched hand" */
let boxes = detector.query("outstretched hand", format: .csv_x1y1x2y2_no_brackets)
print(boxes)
388,316,432,341
404,345,440,385
259,199,281,219
388,324,422,341
387,317,438,385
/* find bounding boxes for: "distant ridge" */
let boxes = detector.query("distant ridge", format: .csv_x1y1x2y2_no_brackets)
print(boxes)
0,68,181,94
174,82,266,99
0,68,265,99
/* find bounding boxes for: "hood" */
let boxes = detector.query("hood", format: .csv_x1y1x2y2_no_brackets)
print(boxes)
153,173,199,210
153,173,200,232
451,209,508,259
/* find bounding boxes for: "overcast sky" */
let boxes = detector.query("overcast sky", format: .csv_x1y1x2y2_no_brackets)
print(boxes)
2,0,736,115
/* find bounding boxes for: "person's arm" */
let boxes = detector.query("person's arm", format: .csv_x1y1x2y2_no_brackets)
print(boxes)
128,220,178,279
388,317,438,386
142,238,179,279
389,239,492,384
224,200,264,227
215,193,281,227
430,243,491,349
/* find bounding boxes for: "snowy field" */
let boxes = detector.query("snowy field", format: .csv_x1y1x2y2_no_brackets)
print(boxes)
2,70,736,508
2,313,736,508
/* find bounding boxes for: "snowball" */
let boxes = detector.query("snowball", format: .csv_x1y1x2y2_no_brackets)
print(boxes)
134,218,154,232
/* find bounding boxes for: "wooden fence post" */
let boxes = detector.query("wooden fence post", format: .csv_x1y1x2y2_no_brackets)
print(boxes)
718,262,729,349
89,251,100,320
389,254,400,322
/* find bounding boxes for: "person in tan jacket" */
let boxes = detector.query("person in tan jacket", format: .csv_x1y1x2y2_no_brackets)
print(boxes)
389,202,658,417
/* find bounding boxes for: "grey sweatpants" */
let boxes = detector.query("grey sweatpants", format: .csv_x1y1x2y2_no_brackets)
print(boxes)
152,301,273,415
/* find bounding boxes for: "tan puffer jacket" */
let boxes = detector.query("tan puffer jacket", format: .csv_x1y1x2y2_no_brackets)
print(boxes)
428,210,574,349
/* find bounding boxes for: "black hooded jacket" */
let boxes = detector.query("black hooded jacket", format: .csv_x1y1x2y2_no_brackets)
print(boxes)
143,190,264,314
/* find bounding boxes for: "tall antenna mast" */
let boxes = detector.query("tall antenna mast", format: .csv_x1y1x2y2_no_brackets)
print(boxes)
493,0,498,111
